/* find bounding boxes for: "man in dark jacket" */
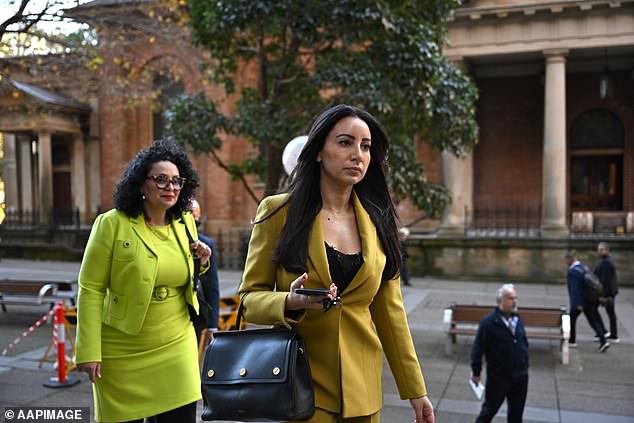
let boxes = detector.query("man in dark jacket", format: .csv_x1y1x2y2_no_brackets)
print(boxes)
594,242,619,343
565,251,609,352
471,284,528,423
191,199,220,344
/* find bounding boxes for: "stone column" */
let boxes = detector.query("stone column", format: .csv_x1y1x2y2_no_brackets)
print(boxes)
71,133,87,222
438,151,474,235
438,56,474,236
541,49,569,237
37,132,53,224
18,135,34,213
2,134,18,213
86,138,101,218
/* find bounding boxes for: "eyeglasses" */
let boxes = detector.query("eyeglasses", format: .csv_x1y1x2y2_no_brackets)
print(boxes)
323,296,342,313
146,174,187,190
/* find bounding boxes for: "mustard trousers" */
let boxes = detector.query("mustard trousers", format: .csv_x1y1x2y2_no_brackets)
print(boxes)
290,408,380,423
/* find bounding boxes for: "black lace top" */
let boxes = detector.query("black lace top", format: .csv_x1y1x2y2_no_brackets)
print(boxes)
325,242,363,294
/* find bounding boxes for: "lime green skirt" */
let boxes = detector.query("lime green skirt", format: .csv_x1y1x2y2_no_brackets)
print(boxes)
93,294,201,422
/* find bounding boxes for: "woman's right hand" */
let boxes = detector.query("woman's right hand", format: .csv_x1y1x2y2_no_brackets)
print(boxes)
77,362,102,383
285,273,336,311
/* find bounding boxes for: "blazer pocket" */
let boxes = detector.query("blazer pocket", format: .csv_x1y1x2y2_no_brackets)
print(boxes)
107,291,127,320
113,239,137,261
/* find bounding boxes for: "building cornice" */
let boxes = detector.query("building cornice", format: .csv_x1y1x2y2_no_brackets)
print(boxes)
453,0,633,21
446,1,634,60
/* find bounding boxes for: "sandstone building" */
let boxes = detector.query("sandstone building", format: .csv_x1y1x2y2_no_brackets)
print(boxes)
1,0,633,281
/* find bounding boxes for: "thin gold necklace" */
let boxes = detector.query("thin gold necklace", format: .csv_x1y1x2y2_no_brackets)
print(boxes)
146,221,171,241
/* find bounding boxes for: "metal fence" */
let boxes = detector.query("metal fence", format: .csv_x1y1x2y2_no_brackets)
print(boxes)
1,208,95,229
466,205,542,237
208,227,252,270
1,209,252,269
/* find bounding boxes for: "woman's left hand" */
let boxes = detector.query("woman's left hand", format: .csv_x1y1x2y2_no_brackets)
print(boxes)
190,240,212,267
410,395,435,423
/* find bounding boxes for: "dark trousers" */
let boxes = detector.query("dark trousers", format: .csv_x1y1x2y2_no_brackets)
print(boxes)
124,401,197,423
476,372,528,423
569,303,605,344
596,297,618,337
401,257,410,285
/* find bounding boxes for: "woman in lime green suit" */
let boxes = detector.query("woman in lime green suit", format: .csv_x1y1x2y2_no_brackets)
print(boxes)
239,105,435,423
75,139,211,422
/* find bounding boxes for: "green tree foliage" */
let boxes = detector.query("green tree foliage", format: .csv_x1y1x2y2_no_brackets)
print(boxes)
167,0,478,216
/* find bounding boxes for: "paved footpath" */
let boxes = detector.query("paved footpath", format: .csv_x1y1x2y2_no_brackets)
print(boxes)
1,259,633,422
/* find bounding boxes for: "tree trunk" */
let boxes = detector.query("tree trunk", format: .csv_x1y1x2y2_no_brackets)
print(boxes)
264,143,283,197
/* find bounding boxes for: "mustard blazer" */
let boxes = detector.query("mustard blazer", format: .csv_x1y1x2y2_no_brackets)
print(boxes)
239,193,427,418
75,209,200,365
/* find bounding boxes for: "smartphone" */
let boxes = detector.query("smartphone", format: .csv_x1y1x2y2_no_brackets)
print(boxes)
295,288,330,296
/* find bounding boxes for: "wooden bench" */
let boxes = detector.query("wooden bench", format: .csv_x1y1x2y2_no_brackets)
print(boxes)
443,304,571,364
0,279,77,311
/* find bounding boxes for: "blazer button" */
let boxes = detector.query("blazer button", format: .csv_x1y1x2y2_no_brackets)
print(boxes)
113,296,118,304
123,241,131,248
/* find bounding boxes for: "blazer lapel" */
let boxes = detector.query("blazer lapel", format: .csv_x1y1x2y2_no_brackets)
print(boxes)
343,192,376,293
129,214,158,256
307,212,332,288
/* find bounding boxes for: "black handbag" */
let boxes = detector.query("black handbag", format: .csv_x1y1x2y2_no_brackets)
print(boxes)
200,303,315,421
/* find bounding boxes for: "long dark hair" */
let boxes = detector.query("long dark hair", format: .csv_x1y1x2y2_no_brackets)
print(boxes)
263,104,401,282
113,138,199,221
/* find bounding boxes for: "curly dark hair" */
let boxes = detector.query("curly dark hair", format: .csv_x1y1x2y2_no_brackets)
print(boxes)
113,139,199,220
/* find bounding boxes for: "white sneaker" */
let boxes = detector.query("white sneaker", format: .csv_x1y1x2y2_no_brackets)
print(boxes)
569,342,578,348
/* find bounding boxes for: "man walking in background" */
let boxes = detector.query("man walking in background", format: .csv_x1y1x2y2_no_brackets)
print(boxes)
594,242,619,343
191,199,220,343
471,284,528,423
565,251,609,352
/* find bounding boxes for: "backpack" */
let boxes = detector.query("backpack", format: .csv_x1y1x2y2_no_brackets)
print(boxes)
581,266,603,301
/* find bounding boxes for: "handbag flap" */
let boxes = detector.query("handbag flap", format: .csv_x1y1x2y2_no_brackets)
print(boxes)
201,327,299,385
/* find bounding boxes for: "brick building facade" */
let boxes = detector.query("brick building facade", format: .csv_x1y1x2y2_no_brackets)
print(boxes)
1,0,633,281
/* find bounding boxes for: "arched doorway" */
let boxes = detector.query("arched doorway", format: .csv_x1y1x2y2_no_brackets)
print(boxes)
570,109,624,211
52,140,73,224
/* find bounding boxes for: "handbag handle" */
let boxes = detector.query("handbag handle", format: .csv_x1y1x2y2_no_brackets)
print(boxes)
183,221,201,279
232,301,246,331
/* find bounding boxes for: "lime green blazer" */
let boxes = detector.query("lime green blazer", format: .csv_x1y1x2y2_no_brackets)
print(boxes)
75,209,200,364
239,193,427,418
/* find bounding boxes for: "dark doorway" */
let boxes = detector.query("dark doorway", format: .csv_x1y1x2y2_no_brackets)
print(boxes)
52,142,73,224
570,155,622,211
569,109,624,212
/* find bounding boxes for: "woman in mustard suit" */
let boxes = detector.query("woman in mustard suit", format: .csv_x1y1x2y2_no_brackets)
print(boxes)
75,139,211,422
239,105,435,423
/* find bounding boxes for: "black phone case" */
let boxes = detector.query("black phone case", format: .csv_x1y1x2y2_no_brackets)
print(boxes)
295,288,330,296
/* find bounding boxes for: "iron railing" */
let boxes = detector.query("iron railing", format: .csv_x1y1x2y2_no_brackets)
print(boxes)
1,208,97,229
466,205,542,237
